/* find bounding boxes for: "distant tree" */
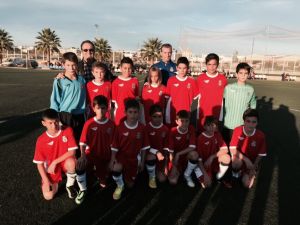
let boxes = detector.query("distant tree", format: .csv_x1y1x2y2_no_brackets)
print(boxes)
94,38,112,62
35,28,61,66
141,38,162,65
0,29,14,63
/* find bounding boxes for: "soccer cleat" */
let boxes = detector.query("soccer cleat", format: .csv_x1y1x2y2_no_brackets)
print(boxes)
149,177,157,189
184,175,195,188
75,190,87,205
66,185,77,199
113,186,124,200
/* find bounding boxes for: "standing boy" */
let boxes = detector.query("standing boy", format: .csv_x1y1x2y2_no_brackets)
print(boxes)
229,109,267,188
109,99,150,200
111,57,139,125
33,109,87,204
223,62,256,144
79,95,115,188
50,52,86,141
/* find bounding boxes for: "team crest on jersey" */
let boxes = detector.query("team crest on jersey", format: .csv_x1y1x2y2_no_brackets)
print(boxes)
251,141,256,147
119,83,124,87
161,132,166,138
136,132,141,139
204,141,209,145
215,139,218,144
47,141,54,146
106,128,112,134
174,83,179,87
176,136,181,140
150,132,156,136
91,127,98,131
93,89,98,93
238,136,245,140
204,80,210,83
159,90,163,96
132,84,136,89
218,80,222,86
123,132,129,136
187,83,191,89
187,134,190,140
170,67,174,72
62,136,68,142
147,89,153,93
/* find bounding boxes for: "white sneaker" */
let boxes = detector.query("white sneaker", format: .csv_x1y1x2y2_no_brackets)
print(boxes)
184,175,195,188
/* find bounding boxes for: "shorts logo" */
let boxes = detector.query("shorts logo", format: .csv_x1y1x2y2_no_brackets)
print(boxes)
91,127,98,131
93,89,98,93
174,83,179,87
48,141,54,146
123,132,129,136
62,136,68,142
119,83,124,87
150,132,155,136
251,141,256,147
187,83,191,89
176,136,181,140
204,80,210,84
136,132,141,139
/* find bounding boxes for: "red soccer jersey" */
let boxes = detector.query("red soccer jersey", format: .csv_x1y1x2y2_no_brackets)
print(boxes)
80,117,115,160
169,125,196,153
197,131,227,162
145,122,169,154
142,84,167,123
111,121,150,161
165,76,197,125
86,80,112,118
33,127,78,166
112,77,139,125
196,72,227,128
230,126,267,162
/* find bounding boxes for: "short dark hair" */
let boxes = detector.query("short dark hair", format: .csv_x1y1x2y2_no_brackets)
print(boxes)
147,66,162,84
42,109,59,120
236,62,251,74
149,104,163,116
176,110,190,120
80,40,95,50
125,98,140,111
243,108,259,121
161,43,172,51
205,53,219,65
204,116,218,126
121,57,134,68
62,52,78,65
93,95,108,107
177,57,189,67
92,61,107,71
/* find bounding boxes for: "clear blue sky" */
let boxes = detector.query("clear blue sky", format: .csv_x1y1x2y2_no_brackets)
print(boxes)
1,0,300,55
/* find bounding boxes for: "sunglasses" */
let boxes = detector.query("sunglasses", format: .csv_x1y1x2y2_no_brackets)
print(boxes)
152,115,163,118
245,119,257,124
82,49,94,52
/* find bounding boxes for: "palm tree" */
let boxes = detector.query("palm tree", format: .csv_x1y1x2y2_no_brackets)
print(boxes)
94,38,112,62
35,28,61,66
141,38,162,65
0,29,14,63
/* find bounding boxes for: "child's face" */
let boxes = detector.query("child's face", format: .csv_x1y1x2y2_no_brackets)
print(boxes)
206,59,218,74
244,116,258,132
161,47,172,62
204,123,217,135
176,118,189,130
125,107,139,123
177,63,188,77
63,60,77,75
236,69,248,83
150,111,163,126
93,104,107,119
42,118,60,134
150,71,159,84
120,63,133,78
92,67,105,81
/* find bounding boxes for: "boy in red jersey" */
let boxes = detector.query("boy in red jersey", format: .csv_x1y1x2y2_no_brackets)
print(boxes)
109,99,150,200
196,116,231,188
168,110,199,187
86,62,112,118
230,109,267,188
33,109,87,204
165,57,198,127
79,95,115,189
142,67,167,123
145,104,169,188
112,57,139,125
196,53,227,131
